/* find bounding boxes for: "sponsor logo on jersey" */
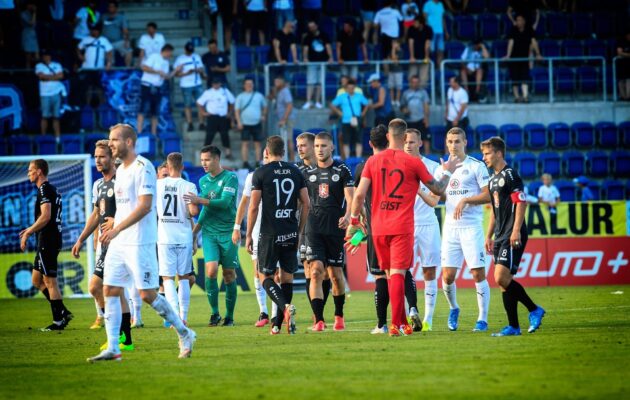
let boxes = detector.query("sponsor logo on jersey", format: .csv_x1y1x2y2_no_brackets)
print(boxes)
319,183,329,198
209,191,216,199
224,186,236,194
107,188,114,197
499,177,505,187
450,179,460,189
309,174,317,182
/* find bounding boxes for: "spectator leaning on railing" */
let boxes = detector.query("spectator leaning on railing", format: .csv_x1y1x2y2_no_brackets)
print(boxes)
175,42,206,132
77,22,112,111
330,78,369,159
337,18,368,81
504,14,541,103
102,1,131,67
407,15,433,89
460,38,489,103
36,50,65,140
268,20,299,70
302,20,333,110
202,39,230,88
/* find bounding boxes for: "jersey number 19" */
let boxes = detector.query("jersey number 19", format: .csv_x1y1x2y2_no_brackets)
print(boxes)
273,178,294,219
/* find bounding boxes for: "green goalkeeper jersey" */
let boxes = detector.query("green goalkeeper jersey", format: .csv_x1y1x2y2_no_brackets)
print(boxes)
197,169,238,236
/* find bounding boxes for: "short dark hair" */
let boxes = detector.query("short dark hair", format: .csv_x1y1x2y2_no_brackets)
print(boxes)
31,159,49,177
405,128,422,141
415,15,425,24
450,75,461,85
409,75,419,80
346,78,356,86
370,124,388,150
147,22,157,29
480,136,506,157
161,44,174,52
200,145,221,158
266,135,285,156
315,131,334,142
388,118,407,138
108,1,119,7
208,39,217,45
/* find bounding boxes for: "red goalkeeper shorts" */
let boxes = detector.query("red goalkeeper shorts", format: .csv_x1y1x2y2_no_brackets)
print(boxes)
373,233,414,271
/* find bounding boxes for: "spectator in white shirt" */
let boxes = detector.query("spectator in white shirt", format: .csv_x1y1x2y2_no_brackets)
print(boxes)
35,50,65,138
460,38,489,103
538,173,560,214
234,77,267,169
77,23,113,109
102,1,132,67
197,77,236,159
137,43,179,135
137,21,165,65
174,42,206,132
445,75,469,131
373,0,403,61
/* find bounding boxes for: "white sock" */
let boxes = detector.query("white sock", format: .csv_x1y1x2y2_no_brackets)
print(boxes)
131,286,142,321
124,287,133,318
271,300,278,319
95,299,104,317
442,281,459,310
178,279,191,321
104,296,122,353
475,279,491,323
151,294,187,336
423,279,437,324
254,277,268,314
163,279,179,318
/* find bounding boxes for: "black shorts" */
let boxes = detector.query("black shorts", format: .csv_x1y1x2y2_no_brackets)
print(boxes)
33,245,60,278
93,245,108,279
305,232,345,267
140,84,161,117
379,35,395,60
341,123,361,146
258,234,299,276
366,234,384,276
493,236,528,275
241,123,262,141
245,11,267,31
509,61,530,83
406,120,429,139
299,235,307,262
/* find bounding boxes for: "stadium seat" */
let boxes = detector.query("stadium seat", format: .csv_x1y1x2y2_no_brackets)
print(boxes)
99,106,119,128
534,13,546,38
611,151,630,178
187,166,205,190
255,45,270,65
469,152,483,162
547,13,570,38
524,123,547,149
426,154,441,164
571,13,593,39
465,126,475,150
59,134,82,154
514,152,537,179
161,132,182,155
137,134,157,159
562,39,584,59
549,122,572,148
530,67,550,94
84,133,107,153
539,40,561,58
602,180,624,200
291,72,307,98
562,151,586,178
11,135,33,155
554,67,575,93
34,135,57,155
488,0,508,13
445,41,465,60
577,66,599,93
619,121,630,146
585,39,607,59
504,151,513,166
595,121,618,148
572,122,595,148
528,181,543,198
454,15,476,40
490,40,507,58
236,45,253,71
593,12,614,39
80,107,94,130
430,125,446,153
344,157,363,177
555,180,576,201
587,181,601,201
325,72,338,99
479,14,500,40
476,124,498,143
467,0,487,13
586,150,609,177
538,151,561,178
500,124,524,149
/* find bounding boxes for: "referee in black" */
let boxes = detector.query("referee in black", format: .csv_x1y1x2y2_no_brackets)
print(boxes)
481,137,545,336
20,159,72,331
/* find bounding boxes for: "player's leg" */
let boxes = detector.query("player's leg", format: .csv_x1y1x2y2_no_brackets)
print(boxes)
118,290,133,349
367,234,389,334
220,234,240,326
441,226,463,331
89,246,105,329
325,235,347,331
258,237,294,334
37,247,71,330
129,283,143,328
388,234,415,336
158,244,179,327
407,226,422,330
418,223,441,331
202,234,221,325
175,243,194,324
309,260,326,330
462,227,490,332
252,235,269,326
278,243,298,334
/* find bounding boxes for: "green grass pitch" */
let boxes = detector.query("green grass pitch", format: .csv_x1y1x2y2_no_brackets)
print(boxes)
1,286,629,399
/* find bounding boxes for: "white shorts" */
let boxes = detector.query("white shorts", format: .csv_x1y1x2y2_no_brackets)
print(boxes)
441,224,486,269
158,243,193,277
413,223,441,268
103,243,159,290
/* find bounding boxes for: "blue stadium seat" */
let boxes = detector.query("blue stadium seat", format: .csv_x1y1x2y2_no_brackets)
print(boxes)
626,181,630,200
34,135,57,155
11,135,33,155
586,150,609,177
81,107,94,130
549,122,571,148
426,154,441,164
469,152,483,162
500,124,523,149
577,66,599,93
514,152,537,179
291,72,307,98
593,12,614,39
84,133,107,153
256,45,270,65
454,15,476,40
619,121,630,146
505,152,513,166
465,126,475,150
595,121,618,148
587,181,601,201
547,13,570,38
486,68,508,95
467,0,487,13
555,180,576,201
292,128,303,145
99,106,119,128
539,40,561,58
571,13,593,39
562,151,585,178
538,151,561,178
602,180,625,200
488,0,508,13
530,67,549,94
344,157,363,177
476,124,498,143
186,166,206,189
562,39,584,59
529,181,543,198
572,122,595,148
534,13,546,38
491,40,507,58
445,41,465,60
554,67,575,93
325,72,338,99
585,39,607,59
611,151,630,178
0,137,6,155
161,132,182,155
236,45,253,71
524,123,547,149
137,134,157,159
430,125,446,153
479,14,500,40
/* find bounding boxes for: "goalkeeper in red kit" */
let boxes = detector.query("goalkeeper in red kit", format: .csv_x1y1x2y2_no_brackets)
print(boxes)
346,119,460,336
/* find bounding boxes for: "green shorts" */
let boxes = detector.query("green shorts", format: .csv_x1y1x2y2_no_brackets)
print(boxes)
202,233,240,268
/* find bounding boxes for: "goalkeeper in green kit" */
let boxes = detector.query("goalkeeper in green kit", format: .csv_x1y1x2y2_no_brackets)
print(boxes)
184,145,240,327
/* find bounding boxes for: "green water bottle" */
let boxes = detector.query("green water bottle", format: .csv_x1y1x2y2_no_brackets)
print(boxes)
350,230,365,246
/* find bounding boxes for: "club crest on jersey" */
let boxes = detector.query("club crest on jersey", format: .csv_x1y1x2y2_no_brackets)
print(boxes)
309,174,317,182
331,174,340,182
107,188,114,197
318,183,329,198
499,177,505,187
493,191,500,208
450,179,460,189
209,191,217,199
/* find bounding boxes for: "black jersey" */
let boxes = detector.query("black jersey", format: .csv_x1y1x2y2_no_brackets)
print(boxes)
488,165,527,241
303,160,354,236
252,160,306,239
35,181,62,247
93,176,116,229
354,160,372,230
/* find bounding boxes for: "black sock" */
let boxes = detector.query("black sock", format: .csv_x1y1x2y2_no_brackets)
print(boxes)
262,278,287,307
502,289,519,328
333,294,345,317
404,270,418,311
375,278,389,328
305,278,312,303
121,312,132,344
311,298,324,322
322,279,331,306
50,299,63,322
100,308,105,315
281,283,293,305
41,288,51,302
509,280,537,312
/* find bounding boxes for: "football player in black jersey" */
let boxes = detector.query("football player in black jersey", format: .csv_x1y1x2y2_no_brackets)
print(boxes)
247,135,310,334
481,137,545,337
20,159,72,331
303,131,355,332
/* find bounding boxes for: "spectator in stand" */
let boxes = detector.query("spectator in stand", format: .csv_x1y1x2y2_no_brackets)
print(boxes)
389,40,404,107
337,18,368,80
244,0,267,47
367,73,394,127
460,38,489,103
616,30,630,101
444,0,469,14
423,0,448,69
504,15,541,103
175,42,206,132
235,77,268,169
36,50,65,139
374,0,403,62
137,44,179,136
400,75,430,153
407,15,432,89
268,20,298,79
336,75,364,96
445,75,469,131
205,0,237,50
73,1,100,46
573,176,594,202
507,0,541,31
197,76,236,158
270,75,295,160
300,0,322,25
21,1,39,68
77,22,112,110
138,22,165,64
301,20,333,110
330,78,369,159
272,0,294,31
202,39,230,88
0,0,20,68
361,0,379,45
538,173,560,213
102,1,131,67
401,0,420,39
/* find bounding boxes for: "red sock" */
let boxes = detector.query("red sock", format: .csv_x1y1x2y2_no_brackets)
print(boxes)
388,273,406,327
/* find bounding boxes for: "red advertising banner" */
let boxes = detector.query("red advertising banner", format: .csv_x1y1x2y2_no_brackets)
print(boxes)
346,237,630,290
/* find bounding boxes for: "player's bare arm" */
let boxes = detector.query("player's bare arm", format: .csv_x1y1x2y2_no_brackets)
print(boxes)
511,201,527,249
72,205,101,258
338,186,355,229
183,191,209,206
485,209,496,254
424,155,460,196
454,186,490,220
246,189,262,254
233,193,250,245
19,202,51,252
344,178,370,253
187,202,199,219
100,194,152,246
417,187,439,208
297,187,310,236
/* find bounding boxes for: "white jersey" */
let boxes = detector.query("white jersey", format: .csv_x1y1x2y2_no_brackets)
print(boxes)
243,172,262,239
112,155,157,245
437,155,489,228
414,155,440,226
156,177,197,245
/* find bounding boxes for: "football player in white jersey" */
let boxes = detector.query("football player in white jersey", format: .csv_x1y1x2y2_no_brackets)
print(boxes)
435,127,491,332
157,152,199,325
88,124,195,362
403,129,441,332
